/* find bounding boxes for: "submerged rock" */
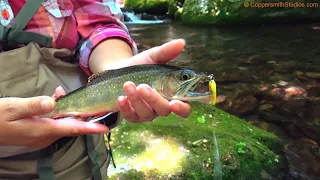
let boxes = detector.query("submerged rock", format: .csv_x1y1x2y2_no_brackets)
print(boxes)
306,72,320,79
305,81,320,96
181,0,320,25
219,95,259,116
284,138,320,179
108,103,286,179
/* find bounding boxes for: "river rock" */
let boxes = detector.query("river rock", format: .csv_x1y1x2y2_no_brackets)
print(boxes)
305,81,320,96
259,104,274,111
306,72,320,79
270,86,307,100
181,0,320,25
247,117,290,140
124,0,180,15
259,111,292,123
216,95,227,104
306,96,320,121
214,72,240,83
295,120,320,144
284,138,320,179
219,95,259,116
296,71,311,80
108,104,286,179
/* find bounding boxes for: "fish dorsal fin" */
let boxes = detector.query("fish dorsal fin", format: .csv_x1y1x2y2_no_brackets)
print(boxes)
87,70,109,84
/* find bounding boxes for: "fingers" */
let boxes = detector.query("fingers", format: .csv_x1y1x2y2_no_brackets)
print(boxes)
52,86,66,100
117,96,139,122
169,100,192,118
0,96,56,121
5,117,109,147
51,119,109,136
121,82,156,122
137,84,171,117
128,39,186,66
118,82,191,122
149,39,185,64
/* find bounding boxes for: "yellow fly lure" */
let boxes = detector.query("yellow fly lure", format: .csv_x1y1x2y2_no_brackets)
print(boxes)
209,80,217,105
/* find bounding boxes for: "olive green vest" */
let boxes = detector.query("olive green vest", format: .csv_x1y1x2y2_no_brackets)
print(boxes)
0,0,118,179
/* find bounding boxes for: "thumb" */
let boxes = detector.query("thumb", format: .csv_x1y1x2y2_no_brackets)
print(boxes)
128,39,186,66
1,96,55,121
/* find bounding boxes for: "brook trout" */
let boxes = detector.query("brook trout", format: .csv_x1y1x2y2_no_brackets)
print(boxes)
47,64,214,119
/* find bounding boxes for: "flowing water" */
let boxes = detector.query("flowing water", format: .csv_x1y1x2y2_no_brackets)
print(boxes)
124,20,320,179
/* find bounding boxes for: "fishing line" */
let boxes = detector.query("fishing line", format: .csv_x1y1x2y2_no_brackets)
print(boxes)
209,79,222,179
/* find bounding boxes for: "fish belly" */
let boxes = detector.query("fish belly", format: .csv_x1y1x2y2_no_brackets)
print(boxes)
50,82,122,118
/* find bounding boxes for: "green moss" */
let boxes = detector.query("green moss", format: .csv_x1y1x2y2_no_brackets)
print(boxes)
125,0,170,15
107,102,284,179
181,0,320,25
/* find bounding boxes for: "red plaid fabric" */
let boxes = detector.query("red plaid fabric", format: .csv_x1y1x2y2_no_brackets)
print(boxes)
6,0,137,75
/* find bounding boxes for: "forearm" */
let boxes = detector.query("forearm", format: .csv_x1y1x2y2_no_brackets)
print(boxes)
88,38,133,74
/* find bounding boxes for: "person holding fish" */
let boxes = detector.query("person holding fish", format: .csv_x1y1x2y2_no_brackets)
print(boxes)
0,1,194,180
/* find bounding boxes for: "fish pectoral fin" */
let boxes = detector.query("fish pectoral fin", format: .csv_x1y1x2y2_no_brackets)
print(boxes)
88,112,114,123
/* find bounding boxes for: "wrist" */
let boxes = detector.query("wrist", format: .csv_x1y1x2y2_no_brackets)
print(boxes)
89,38,133,74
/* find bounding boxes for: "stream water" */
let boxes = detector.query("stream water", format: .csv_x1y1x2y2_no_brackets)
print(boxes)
125,21,320,179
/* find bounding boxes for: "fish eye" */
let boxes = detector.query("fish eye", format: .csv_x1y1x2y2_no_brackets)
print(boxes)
182,74,189,80
181,70,193,80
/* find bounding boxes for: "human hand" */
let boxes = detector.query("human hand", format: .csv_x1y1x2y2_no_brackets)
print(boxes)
0,87,108,148
117,39,192,122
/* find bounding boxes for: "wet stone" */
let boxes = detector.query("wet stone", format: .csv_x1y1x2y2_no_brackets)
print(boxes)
294,121,320,144
259,104,274,111
216,95,226,104
248,120,290,140
219,95,259,117
284,139,320,179
258,111,291,123
305,81,320,96
214,71,241,83
296,71,304,77
306,72,320,79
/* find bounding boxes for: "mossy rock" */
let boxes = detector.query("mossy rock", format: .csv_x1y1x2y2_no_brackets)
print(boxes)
107,102,286,179
124,0,170,15
181,0,320,25
167,0,185,18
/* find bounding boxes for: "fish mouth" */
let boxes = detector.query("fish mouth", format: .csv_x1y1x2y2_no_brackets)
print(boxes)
179,74,213,101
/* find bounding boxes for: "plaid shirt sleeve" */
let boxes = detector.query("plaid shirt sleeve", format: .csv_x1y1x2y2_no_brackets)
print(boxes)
72,0,138,75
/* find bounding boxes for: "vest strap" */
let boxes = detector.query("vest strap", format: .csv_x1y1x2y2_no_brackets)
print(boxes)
37,146,55,180
0,26,52,47
86,118,103,180
12,0,46,30
0,0,52,49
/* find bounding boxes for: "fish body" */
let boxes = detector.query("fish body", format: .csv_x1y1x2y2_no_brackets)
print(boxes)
48,64,213,119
